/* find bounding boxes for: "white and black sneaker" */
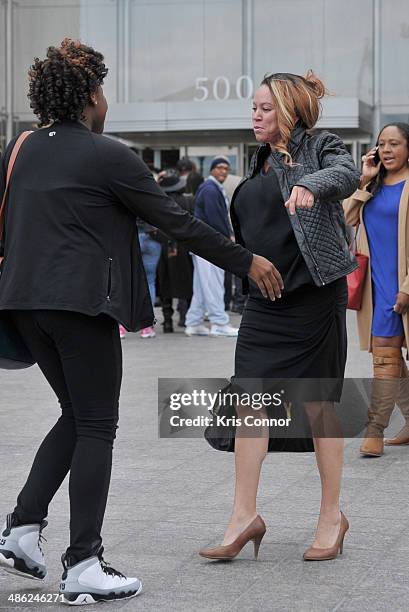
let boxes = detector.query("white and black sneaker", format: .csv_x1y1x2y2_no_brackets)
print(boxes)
0,513,47,580
59,552,142,605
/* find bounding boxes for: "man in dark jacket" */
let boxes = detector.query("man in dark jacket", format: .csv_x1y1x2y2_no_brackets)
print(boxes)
185,156,239,337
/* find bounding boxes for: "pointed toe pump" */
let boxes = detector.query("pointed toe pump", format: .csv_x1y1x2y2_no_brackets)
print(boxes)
199,515,266,561
303,512,349,561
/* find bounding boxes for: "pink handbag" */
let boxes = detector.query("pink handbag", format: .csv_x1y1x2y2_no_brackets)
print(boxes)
347,224,369,311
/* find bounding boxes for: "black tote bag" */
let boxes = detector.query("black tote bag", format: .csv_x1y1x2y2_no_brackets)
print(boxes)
0,131,35,369
204,383,314,453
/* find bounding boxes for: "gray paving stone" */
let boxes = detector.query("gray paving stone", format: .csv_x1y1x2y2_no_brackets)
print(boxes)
0,309,408,611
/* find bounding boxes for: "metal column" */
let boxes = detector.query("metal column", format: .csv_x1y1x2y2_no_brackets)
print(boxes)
117,0,130,104
153,150,162,170
373,0,381,137
5,0,13,143
242,0,253,79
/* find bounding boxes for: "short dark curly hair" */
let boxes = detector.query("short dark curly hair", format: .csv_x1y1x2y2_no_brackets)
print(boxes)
28,38,108,127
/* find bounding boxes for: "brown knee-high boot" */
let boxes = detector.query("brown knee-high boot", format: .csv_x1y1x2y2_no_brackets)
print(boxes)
385,359,409,445
360,347,402,457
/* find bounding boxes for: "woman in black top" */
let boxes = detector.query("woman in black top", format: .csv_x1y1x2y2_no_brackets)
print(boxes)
199,72,360,563
0,39,281,604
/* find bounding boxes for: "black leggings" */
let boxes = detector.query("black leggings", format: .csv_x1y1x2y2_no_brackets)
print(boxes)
10,310,122,563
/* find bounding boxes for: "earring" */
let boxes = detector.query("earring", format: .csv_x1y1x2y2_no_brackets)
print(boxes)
94,101,98,106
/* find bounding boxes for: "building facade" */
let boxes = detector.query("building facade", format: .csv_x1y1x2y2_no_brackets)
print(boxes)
1,0,409,173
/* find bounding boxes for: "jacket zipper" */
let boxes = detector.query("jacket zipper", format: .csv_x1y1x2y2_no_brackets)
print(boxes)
107,257,112,301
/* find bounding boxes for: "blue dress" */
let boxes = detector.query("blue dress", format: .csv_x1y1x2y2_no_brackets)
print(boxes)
363,181,404,337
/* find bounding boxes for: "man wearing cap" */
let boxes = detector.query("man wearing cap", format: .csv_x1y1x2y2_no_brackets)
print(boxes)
185,156,239,337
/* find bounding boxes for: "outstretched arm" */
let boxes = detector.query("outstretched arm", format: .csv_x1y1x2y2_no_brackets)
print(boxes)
105,144,283,299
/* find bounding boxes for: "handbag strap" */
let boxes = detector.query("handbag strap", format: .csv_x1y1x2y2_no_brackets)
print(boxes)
0,130,33,243
351,221,360,254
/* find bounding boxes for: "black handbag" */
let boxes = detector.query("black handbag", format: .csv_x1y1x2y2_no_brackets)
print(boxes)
0,313,35,369
0,131,35,369
204,383,314,453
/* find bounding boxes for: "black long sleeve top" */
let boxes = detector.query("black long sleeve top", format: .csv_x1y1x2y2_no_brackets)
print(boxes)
0,121,252,330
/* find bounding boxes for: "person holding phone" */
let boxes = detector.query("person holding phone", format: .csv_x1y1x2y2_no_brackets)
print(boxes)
343,123,409,457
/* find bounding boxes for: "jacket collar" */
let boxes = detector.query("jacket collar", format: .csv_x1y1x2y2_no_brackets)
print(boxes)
249,122,308,177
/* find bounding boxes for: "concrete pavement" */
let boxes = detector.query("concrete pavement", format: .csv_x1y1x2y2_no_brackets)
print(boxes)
1,310,408,612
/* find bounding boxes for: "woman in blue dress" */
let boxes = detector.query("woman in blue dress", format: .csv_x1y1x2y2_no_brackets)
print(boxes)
344,123,409,457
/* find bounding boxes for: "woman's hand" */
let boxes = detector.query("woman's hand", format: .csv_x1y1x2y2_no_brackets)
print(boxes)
394,292,409,315
360,147,381,187
248,254,284,301
284,186,314,215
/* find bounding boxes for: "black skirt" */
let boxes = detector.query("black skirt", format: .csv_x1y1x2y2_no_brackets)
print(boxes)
232,277,348,452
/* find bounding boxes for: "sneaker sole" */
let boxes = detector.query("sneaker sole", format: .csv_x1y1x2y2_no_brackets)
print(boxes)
209,333,238,337
61,582,143,605
185,333,209,336
0,551,46,581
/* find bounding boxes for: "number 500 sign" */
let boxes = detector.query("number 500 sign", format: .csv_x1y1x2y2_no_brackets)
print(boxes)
194,76,254,102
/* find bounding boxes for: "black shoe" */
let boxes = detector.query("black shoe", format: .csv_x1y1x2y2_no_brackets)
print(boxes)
163,320,174,333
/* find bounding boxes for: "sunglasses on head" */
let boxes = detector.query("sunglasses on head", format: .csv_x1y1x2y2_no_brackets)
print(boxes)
262,72,304,84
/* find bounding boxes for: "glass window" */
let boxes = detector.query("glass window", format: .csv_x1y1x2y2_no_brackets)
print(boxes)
321,0,373,104
12,1,81,115
252,0,373,104
0,1,6,150
0,1,5,115
79,0,118,104
381,0,409,109
253,0,325,86
129,0,242,102
381,113,409,126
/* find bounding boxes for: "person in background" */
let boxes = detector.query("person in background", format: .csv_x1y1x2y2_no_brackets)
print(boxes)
186,170,204,196
137,220,162,339
174,158,201,326
185,156,239,337
343,123,409,457
176,156,195,183
119,149,162,341
156,171,194,332
121,217,162,340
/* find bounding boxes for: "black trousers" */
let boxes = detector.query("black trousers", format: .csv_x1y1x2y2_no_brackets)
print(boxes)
10,310,122,563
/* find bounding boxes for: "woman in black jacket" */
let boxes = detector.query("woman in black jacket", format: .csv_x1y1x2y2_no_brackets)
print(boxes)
199,72,360,564
0,39,280,605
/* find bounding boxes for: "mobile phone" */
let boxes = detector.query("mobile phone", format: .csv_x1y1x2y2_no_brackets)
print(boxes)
373,146,380,165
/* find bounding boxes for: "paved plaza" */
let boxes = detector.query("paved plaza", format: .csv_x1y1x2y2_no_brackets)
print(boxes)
0,310,408,612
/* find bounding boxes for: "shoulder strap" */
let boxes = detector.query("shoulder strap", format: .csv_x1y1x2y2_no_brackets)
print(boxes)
0,130,33,242
351,221,360,254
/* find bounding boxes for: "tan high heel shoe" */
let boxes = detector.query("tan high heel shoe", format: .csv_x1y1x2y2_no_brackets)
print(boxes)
303,512,349,561
199,515,266,560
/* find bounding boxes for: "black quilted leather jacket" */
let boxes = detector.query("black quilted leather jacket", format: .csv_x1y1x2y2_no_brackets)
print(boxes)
230,125,360,288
